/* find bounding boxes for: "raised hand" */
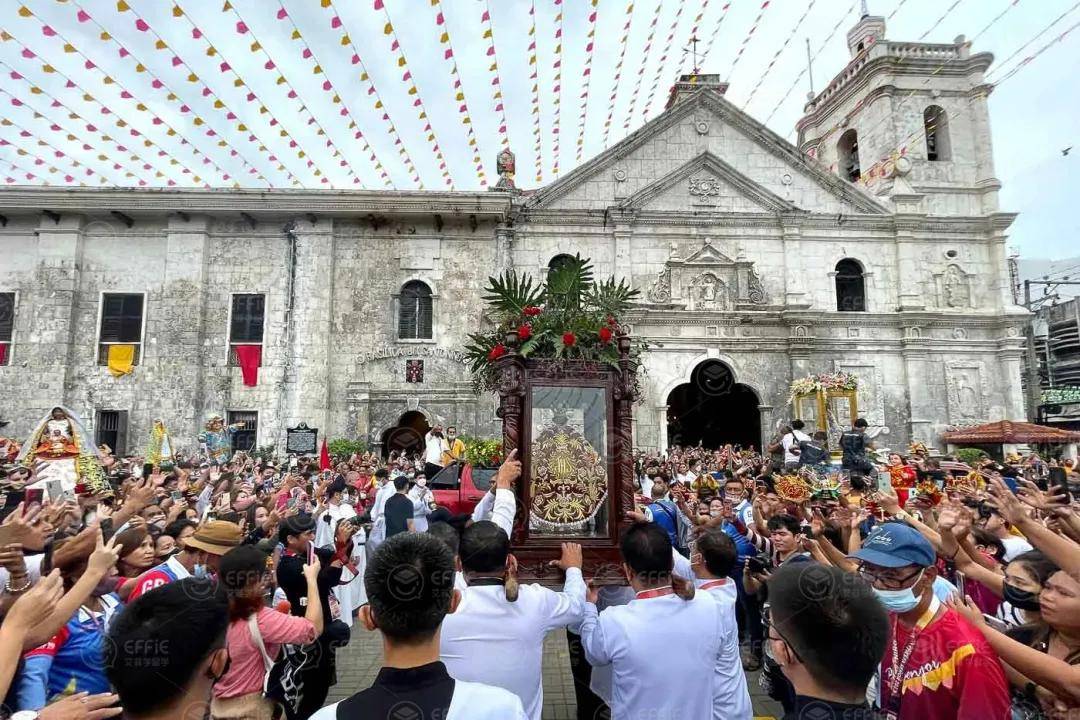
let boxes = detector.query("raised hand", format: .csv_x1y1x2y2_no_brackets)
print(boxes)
495,448,521,490
87,527,122,576
6,569,64,634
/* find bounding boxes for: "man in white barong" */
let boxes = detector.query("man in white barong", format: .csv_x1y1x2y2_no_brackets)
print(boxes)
579,522,726,720
692,527,753,720
312,532,525,719
408,472,436,533
365,468,394,562
439,524,585,720
313,479,356,550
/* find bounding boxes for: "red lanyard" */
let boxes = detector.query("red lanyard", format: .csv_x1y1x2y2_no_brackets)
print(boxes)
886,597,940,717
636,586,674,599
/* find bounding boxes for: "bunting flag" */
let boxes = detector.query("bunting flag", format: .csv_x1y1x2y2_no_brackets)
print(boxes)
699,1,735,69
375,1,455,188
1,112,109,185
1,87,146,185
479,1,510,151
640,2,686,120
8,9,232,185
601,0,635,147
676,1,711,73
3,58,183,186
550,0,564,177
622,0,663,134
764,1,856,125
79,0,295,187
0,142,87,185
727,0,771,81
574,0,599,164
527,0,544,182
742,0,816,109
320,0,423,187
0,34,202,186
223,1,356,187
431,0,487,186
919,0,966,41
272,0,392,187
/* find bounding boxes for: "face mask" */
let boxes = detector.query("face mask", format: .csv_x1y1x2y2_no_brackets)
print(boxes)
1003,582,1041,611
871,570,924,613
416,478,427,487
710,509,723,518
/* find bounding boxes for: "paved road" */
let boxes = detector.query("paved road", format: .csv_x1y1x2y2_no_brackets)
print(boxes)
326,625,784,719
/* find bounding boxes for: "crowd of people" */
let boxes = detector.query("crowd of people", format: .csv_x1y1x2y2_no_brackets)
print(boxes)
0,411,1078,719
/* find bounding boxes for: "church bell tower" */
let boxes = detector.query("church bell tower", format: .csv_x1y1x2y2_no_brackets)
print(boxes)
795,6,999,216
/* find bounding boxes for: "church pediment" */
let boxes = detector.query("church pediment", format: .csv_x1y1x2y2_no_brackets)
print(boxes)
617,152,799,215
522,89,889,216
645,238,770,310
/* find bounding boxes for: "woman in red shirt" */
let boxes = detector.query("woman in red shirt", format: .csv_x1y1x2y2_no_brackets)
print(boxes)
211,545,322,719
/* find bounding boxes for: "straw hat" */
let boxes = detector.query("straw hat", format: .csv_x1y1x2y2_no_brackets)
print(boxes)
185,520,243,556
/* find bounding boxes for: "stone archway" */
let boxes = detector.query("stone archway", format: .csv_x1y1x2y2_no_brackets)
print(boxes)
665,360,761,450
380,410,429,458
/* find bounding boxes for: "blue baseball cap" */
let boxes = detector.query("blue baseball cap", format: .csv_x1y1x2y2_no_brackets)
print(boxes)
851,523,936,568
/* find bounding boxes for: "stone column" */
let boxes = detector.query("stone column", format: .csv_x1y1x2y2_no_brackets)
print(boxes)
495,224,514,272
780,220,806,307
282,218,335,442
31,214,85,408
895,222,926,311
155,214,211,440
901,339,932,448
613,221,633,285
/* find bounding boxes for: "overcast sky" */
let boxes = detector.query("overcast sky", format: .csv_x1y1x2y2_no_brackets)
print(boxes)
0,0,1076,258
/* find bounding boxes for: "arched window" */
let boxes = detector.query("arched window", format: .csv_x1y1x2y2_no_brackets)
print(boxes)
837,129,861,182
924,105,950,161
835,259,866,312
548,254,575,273
398,280,433,340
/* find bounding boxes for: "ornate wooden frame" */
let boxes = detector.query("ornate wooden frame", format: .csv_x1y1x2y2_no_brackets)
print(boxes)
494,333,636,585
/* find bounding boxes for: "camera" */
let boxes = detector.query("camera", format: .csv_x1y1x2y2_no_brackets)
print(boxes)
746,553,773,575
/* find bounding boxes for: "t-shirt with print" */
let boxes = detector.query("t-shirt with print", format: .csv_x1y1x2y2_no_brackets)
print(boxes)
879,603,1009,720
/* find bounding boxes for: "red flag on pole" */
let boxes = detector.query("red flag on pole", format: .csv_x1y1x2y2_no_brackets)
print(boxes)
319,438,331,471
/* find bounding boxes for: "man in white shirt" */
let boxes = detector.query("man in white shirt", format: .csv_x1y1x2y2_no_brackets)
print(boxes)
440,526,586,720
314,479,357,549
781,420,811,468
365,468,395,562
408,473,436,533
579,522,726,720
313,533,525,720
692,528,753,720
424,425,448,479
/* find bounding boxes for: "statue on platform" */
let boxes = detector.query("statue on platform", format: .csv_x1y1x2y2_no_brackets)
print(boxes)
529,409,607,534
146,418,175,468
198,414,244,463
16,406,106,495
493,148,518,191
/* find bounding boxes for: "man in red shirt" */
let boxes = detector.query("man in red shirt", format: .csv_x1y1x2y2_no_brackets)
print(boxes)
852,522,1010,720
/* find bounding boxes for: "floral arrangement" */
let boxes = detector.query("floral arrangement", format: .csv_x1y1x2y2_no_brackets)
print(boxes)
460,436,503,467
465,254,645,393
775,474,811,504
913,480,943,507
809,472,843,501
787,371,859,403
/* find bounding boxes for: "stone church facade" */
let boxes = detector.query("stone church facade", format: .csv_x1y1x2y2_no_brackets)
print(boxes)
0,13,1026,455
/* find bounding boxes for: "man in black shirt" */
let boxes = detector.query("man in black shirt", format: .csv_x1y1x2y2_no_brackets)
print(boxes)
383,475,414,538
277,514,345,719
767,563,887,719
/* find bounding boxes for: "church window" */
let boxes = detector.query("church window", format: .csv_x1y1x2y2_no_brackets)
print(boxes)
837,129,861,182
548,254,576,273
0,292,13,366
835,259,866,312
229,293,265,367
227,410,258,452
97,293,144,366
924,106,950,161
94,409,128,456
398,280,433,340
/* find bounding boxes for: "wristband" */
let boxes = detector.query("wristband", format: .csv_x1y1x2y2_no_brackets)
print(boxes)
5,575,32,594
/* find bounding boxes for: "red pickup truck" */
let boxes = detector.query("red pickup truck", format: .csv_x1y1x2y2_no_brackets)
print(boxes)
430,463,497,515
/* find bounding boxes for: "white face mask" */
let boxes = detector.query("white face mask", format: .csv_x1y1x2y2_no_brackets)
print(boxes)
416,478,427,487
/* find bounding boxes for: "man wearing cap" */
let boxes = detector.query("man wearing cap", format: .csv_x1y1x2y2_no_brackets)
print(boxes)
127,519,241,601
851,522,1009,720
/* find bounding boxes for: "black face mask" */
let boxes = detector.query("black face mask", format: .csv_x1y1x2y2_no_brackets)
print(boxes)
1003,582,1041,612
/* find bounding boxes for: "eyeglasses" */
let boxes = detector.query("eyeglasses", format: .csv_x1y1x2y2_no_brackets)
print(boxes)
856,564,923,590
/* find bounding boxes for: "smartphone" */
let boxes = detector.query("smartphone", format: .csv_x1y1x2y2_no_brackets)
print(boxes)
800,524,814,538
877,472,893,493
24,488,44,512
45,479,64,502
954,570,966,598
982,613,1009,632
1050,467,1069,498
171,490,183,501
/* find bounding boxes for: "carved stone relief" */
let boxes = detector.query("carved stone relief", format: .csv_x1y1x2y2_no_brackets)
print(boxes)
932,264,973,309
647,237,770,309
686,272,730,311
688,177,722,199
835,362,886,426
646,267,672,303
946,362,987,425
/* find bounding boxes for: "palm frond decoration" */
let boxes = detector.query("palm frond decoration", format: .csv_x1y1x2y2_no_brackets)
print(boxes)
481,270,545,316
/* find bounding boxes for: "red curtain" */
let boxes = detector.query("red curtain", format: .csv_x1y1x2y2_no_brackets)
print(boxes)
0,343,7,366
233,344,261,387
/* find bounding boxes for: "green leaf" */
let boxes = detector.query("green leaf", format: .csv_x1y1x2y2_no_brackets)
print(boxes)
545,254,593,313
482,270,545,317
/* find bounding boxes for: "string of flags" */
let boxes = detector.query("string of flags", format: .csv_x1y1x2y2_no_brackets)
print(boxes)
600,0,635,148
550,0,564,177
574,0,598,165
479,1,510,153
725,0,771,83
676,1,711,74
527,0,544,183
698,2,734,72
622,0,664,135
431,0,487,186
742,0,817,109
640,1,685,121
375,0,454,189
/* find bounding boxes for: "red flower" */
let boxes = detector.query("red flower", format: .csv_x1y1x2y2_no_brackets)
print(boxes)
562,331,577,347
517,323,532,341
523,306,543,317
487,343,507,362
606,315,618,326
598,326,613,344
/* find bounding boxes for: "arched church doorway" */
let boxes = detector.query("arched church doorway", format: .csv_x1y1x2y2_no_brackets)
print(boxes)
380,410,429,458
666,360,761,450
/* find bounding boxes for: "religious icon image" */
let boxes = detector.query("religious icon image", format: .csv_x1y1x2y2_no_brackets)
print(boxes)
528,387,608,536
198,413,244,463
145,418,175,468
405,359,424,383
16,406,106,495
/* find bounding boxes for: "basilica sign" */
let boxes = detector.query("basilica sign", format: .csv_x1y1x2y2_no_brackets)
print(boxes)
358,345,467,364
